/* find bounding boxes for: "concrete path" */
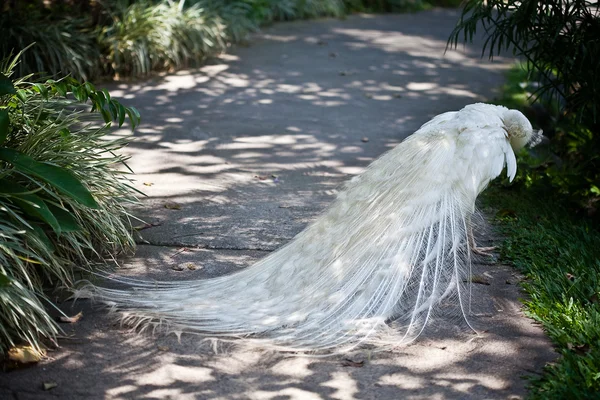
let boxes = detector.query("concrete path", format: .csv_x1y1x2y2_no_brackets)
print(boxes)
1,9,555,400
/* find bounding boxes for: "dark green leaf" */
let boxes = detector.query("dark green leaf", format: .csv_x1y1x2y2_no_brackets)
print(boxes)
0,73,16,96
28,224,55,252
102,89,111,103
0,148,98,209
126,107,141,130
0,109,9,145
100,108,111,122
16,89,27,103
84,82,95,95
74,85,87,102
90,91,104,111
0,272,10,287
54,82,67,97
32,83,49,100
12,196,61,234
108,101,118,120
47,204,80,232
117,103,126,127
0,179,61,233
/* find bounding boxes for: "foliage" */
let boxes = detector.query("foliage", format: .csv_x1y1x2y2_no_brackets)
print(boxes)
99,1,229,77
0,50,140,353
0,9,100,81
481,186,600,399
450,1,600,212
449,0,600,121
493,64,600,215
1,0,464,80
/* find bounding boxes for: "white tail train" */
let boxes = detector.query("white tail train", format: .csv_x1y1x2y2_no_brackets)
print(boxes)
83,103,541,353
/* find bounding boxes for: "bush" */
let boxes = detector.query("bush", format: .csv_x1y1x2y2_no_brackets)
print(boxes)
0,50,140,353
449,0,600,213
1,0,463,81
0,4,100,81
99,1,232,77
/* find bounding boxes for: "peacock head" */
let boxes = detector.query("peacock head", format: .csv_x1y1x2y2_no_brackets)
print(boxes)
503,109,543,151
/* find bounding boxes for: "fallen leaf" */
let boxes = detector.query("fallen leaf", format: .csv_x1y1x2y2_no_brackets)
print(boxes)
164,202,182,210
8,346,44,364
496,208,517,219
186,263,199,271
361,137,369,143
143,182,154,186
255,175,269,180
469,275,490,285
171,264,185,271
133,222,162,231
59,311,83,324
158,345,169,352
43,382,58,391
171,247,191,258
342,358,364,368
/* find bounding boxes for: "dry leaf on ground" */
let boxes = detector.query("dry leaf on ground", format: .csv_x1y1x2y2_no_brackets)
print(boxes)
164,202,182,210
342,358,364,367
8,346,45,364
59,311,83,324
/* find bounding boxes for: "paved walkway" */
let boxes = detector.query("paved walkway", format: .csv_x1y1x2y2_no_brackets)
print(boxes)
1,9,555,400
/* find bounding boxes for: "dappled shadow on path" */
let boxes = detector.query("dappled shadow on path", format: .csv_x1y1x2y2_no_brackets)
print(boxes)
101,9,513,253
0,9,556,400
1,252,555,400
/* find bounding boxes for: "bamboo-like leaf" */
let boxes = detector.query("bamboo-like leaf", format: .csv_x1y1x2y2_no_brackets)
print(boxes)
117,103,126,127
12,196,61,234
0,272,10,287
32,83,49,100
0,148,98,209
0,179,61,233
28,224,55,253
0,109,9,145
0,73,16,96
46,204,80,233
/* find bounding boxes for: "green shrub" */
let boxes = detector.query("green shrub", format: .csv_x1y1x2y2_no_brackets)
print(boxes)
2,0,458,81
0,50,140,353
450,1,600,213
99,1,229,77
0,9,100,81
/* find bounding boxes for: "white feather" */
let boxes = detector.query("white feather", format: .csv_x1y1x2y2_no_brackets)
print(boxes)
84,103,536,353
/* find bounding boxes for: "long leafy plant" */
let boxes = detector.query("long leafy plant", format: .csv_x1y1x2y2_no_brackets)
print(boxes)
0,50,140,354
448,0,600,210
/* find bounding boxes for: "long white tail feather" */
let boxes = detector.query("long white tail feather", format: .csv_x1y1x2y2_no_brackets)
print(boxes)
83,103,536,353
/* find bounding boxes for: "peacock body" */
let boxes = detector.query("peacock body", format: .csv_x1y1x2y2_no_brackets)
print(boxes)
87,103,540,353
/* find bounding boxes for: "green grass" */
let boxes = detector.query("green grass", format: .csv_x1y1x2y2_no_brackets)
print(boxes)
483,65,600,398
481,187,600,398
